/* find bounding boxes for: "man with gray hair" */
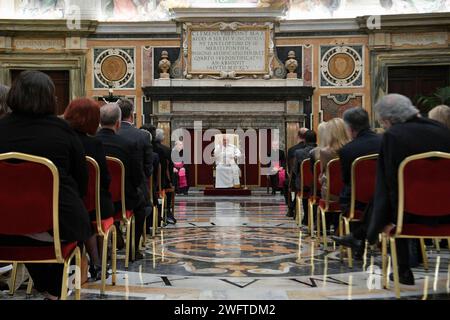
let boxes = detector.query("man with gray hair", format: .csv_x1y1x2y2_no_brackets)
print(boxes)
97,103,151,261
153,128,176,225
366,94,450,285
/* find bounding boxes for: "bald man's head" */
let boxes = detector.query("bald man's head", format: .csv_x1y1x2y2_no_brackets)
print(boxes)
298,127,308,142
100,103,122,131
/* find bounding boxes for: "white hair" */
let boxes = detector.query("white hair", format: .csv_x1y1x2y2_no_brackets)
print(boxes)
374,94,419,124
155,128,165,142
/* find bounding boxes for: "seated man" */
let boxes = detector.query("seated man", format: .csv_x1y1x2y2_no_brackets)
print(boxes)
331,107,382,255
214,135,242,188
96,103,151,261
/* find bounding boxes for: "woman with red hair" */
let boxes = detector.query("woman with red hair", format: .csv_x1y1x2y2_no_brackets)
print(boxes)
64,98,115,281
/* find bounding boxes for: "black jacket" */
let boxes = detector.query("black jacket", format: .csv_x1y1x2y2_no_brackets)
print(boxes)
153,141,173,189
338,129,382,211
367,117,450,243
287,142,306,173
0,113,91,242
293,143,317,191
76,131,115,220
118,122,153,178
96,128,143,210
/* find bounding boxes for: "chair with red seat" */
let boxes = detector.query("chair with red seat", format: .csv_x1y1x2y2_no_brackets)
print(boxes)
339,154,378,267
0,152,81,300
307,160,321,237
381,151,450,298
295,158,313,227
84,157,117,295
317,158,343,250
106,156,135,269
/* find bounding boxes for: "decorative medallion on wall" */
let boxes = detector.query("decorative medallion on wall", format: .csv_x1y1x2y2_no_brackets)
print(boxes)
320,45,363,87
320,94,364,122
94,48,135,89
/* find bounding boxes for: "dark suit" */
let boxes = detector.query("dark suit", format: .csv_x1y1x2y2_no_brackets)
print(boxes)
96,128,150,251
285,142,306,206
153,141,174,218
76,131,115,220
269,149,286,192
367,117,450,270
338,129,382,213
0,113,91,297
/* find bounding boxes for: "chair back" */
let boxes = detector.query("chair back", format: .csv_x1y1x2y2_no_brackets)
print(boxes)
349,154,378,219
84,157,103,234
325,158,343,201
312,160,321,198
299,158,313,198
106,156,126,217
0,152,64,261
397,152,450,234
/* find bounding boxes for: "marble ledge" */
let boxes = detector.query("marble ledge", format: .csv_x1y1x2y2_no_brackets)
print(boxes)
153,78,305,87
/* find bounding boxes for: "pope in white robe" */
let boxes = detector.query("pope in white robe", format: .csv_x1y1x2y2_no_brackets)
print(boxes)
214,136,242,188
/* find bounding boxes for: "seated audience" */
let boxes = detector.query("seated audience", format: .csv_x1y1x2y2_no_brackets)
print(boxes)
330,107,382,254
292,130,317,223
0,84,10,119
96,103,151,261
318,118,350,201
64,98,115,280
0,71,91,299
285,128,308,216
369,94,450,285
428,104,450,129
153,129,177,225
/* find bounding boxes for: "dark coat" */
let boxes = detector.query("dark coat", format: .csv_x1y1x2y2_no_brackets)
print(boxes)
367,117,450,243
96,128,144,210
0,113,91,242
293,143,317,191
153,141,173,189
287,142,306,173
338,129,382,211
76,131,115,220
118,122,153,178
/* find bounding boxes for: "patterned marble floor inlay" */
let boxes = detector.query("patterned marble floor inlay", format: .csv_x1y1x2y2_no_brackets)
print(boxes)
2,191,450,300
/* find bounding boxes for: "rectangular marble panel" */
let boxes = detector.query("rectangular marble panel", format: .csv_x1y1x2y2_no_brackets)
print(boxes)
392,32,448,47
172,102,285,113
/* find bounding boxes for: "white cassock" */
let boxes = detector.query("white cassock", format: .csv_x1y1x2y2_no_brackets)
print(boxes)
214,144,241,188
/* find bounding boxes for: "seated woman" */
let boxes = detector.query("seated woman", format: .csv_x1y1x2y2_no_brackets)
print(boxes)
0,71,91,300
64,98,115,281
318,118,350,201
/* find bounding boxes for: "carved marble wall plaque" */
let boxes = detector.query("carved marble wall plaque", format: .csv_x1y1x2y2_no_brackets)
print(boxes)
187,23,270,76
13,39,65,51
392,32,448,47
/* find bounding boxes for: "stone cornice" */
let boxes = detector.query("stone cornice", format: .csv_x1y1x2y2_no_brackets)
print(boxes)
170,8,286,22
95,21,177,36
357,13,450,33
0,19,98,37
278,18,359,34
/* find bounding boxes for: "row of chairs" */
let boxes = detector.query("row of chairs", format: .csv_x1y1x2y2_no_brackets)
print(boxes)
294,151,450,298
0,152,175,299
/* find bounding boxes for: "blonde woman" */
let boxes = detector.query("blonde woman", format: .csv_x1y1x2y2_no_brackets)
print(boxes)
429,105,450,130
319,118,350,200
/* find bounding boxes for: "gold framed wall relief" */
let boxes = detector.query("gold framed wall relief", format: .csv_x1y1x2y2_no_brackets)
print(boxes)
185,22,272,79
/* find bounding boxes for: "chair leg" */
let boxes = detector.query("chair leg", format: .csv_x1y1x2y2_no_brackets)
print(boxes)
142,219,147,249
8,262,18,296
434,239,441,252
316,205,321,242
390,237,401,299
26,277,33,295
338,215,344,262
152,205,158,237
295,195,300,226
320,208,327,250
111,226,117,286
75,247,81,300
125,219,131,269
308,200,314,236
131,216,136,262
344,218,353,268
160,196,165,227
171,192,175,216
381,234,388,289
420,238,429,271
101,233,108,295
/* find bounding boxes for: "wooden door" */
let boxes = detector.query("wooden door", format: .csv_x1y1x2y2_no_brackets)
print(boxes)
11,69,70,115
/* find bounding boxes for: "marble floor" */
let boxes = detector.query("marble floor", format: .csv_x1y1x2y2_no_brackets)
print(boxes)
2,190,450,300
